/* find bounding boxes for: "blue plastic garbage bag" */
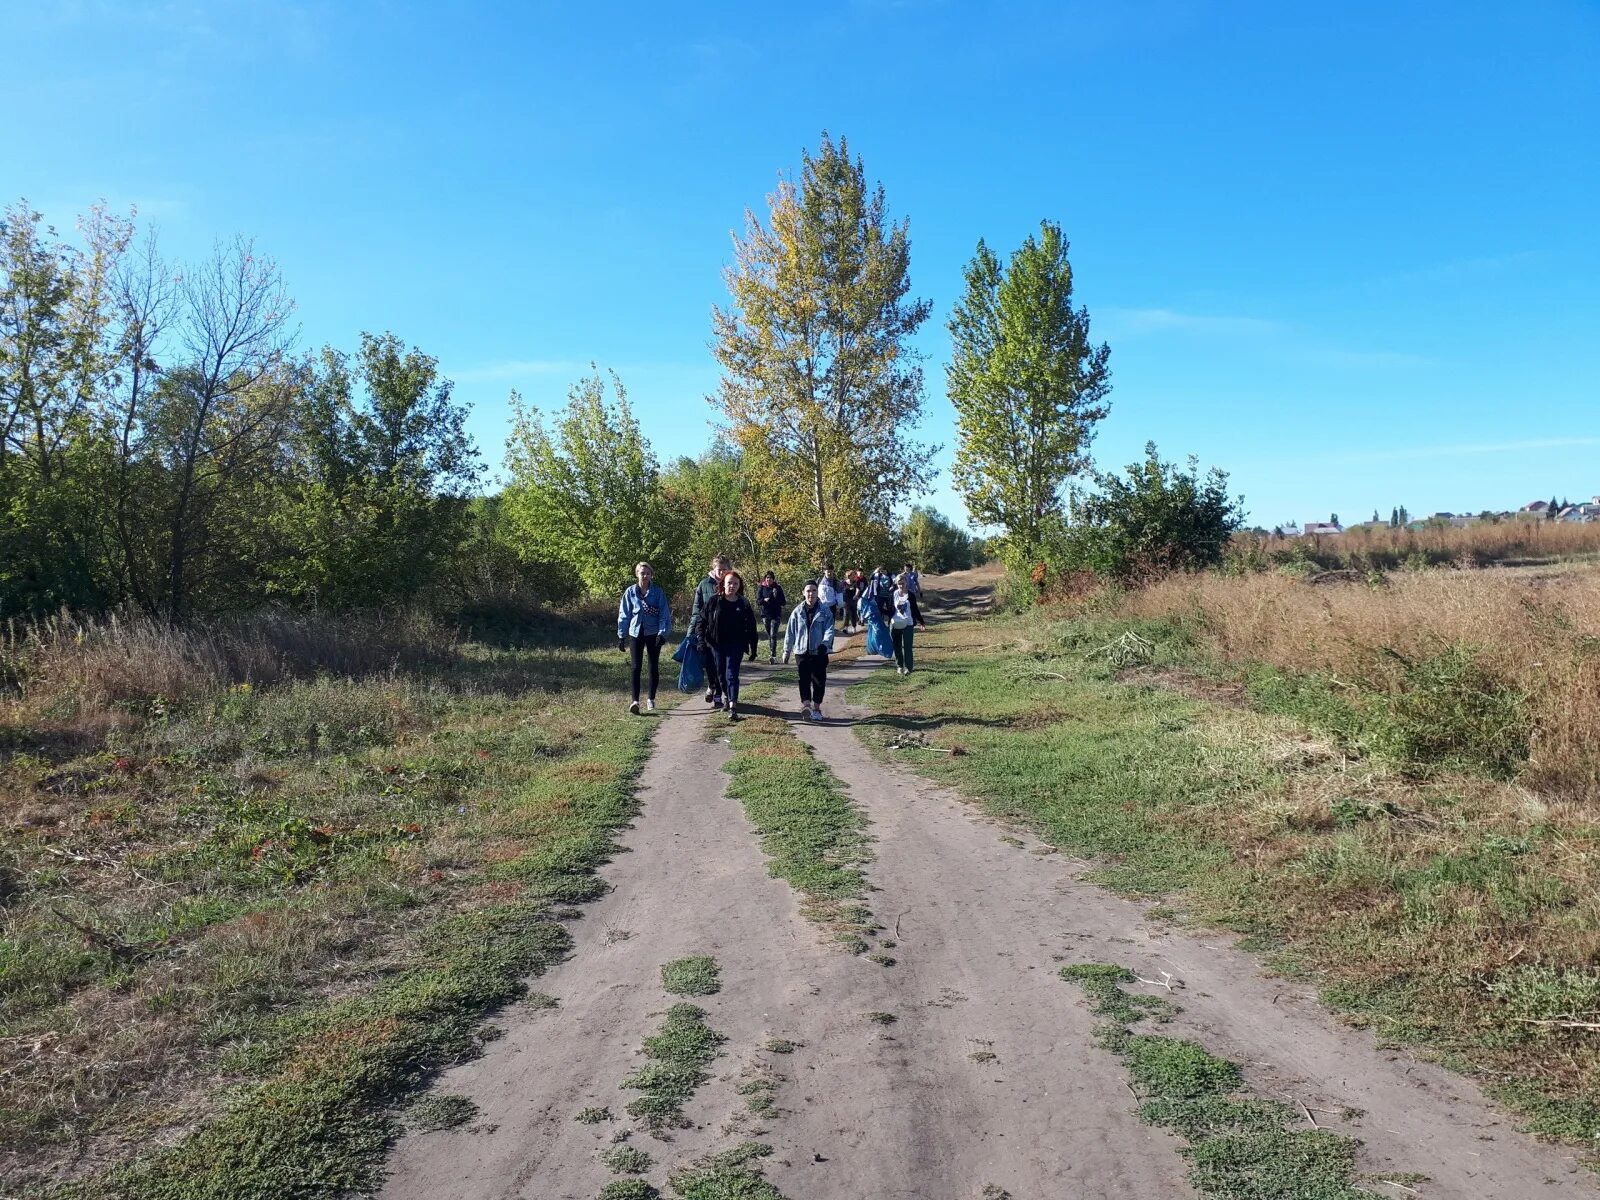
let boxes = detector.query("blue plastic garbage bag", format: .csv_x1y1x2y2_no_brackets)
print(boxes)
673,634,705,691
861,598,894,658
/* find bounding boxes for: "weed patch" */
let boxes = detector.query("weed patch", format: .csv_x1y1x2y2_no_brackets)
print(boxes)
602,1144,653,1174
1062,964,1377,1198
667,1141,787,1200
661,955,721,997
623,1004,726,1133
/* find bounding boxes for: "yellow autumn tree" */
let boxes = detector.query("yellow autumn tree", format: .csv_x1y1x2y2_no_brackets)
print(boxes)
710,133,936,573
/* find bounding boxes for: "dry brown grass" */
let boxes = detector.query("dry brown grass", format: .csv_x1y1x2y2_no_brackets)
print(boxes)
1233,519,1600,571
1,609,455,710
1116,568,1600,797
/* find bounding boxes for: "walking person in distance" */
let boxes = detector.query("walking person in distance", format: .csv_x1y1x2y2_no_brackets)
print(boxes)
890,572,928,676
696,568,759,720
757,571,787,664
783,579,836,722
688,554,729,707
617,561,671,714
818,567,842,626
903,560,923,599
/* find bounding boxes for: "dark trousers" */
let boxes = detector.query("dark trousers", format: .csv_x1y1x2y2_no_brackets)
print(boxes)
797,652,828,706
701,643,721,696
629,634,662,702
715,644,745,704
763,616,781,658
891,625,915,672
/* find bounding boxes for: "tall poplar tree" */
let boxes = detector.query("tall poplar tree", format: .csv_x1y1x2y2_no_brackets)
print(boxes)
711,133,935,568
947,220,1111,565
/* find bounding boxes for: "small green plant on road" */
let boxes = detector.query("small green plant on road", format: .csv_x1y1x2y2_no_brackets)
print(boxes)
661,955,721,997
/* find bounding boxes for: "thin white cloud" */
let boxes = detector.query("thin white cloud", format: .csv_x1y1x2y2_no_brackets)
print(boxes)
1368,250,1543,289
1100,306,1433,369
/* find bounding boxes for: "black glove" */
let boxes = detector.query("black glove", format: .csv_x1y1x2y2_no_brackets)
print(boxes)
619,637,628,653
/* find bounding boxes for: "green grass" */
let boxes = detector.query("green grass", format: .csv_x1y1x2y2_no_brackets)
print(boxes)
1059,963,1179,1024
601,1144,654,1174
661,955,721,997
598,1180,661,1200
850,607,1600,1156
3,624,670,1196
719,713,876,950
622,1003,726,1132
667,1141,787,1200
1062,964,1375,1199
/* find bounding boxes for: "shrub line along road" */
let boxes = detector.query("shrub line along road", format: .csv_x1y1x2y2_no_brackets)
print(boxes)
377,584,1594,1199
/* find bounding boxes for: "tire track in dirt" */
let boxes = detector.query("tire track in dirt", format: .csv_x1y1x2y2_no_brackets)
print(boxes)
376,653,1194,1199
787,648,1596,1199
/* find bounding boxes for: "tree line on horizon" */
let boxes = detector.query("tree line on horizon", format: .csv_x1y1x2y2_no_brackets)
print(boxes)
2,133,1239,621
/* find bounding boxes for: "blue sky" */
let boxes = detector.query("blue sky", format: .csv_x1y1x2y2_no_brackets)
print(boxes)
8,0,1598,531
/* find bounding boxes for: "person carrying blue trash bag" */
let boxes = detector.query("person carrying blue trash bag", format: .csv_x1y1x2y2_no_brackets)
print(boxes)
859,583,894,659
677,554,728,696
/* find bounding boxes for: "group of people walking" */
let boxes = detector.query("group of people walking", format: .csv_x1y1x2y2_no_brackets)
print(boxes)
615,555,928,722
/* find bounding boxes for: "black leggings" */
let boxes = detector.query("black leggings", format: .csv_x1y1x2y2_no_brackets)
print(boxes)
763,617,781,658
797,652,828,705
629,635,663,701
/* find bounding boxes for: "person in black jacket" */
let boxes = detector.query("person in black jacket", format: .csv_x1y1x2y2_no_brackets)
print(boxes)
696,568,759,720
756,571,787,664
687,554,730,705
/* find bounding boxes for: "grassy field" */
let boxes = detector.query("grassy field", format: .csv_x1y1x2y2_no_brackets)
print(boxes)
1114,567,1600,798
1227,519,1600,573
1,607,662,1196
850,598,1600,1157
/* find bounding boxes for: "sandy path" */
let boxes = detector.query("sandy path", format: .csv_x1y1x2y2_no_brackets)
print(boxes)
779,646,1594,1199
377,599,1594,1199
376,656,1191,1199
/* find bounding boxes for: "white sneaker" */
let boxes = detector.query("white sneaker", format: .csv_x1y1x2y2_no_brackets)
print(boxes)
808,706,822,722
799,702,812,718
646,698,656,713
628,700,640,714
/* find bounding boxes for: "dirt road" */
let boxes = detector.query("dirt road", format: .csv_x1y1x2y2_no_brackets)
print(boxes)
377,587,1593,1199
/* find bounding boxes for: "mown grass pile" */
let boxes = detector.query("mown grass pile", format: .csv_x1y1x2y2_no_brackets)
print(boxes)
851,602,1600,1154
0,605,657,1195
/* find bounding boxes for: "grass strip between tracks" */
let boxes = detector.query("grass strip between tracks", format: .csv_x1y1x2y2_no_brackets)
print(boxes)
717,710,878,955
